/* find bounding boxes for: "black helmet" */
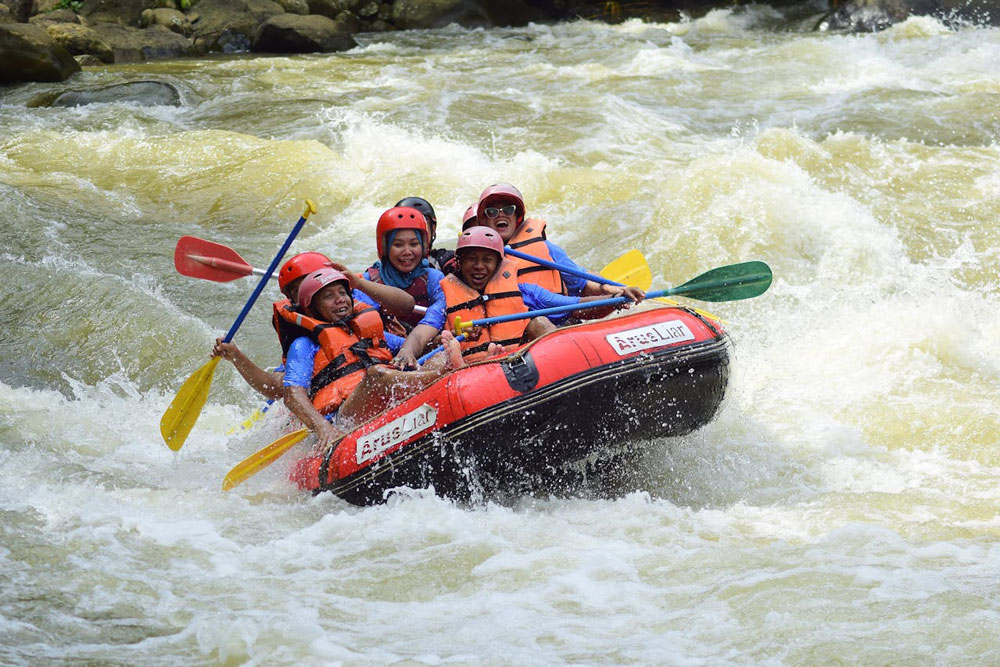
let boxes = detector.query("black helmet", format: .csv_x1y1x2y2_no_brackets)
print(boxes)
395,196,436,226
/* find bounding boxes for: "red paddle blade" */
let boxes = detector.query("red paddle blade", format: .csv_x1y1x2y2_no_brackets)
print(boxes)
174,236,254,282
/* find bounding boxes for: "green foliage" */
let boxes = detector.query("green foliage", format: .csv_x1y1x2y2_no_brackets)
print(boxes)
56,0,85,12
180,0,191,8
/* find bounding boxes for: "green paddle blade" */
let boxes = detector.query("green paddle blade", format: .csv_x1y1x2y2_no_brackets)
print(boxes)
600,249,652,290
160,356,221,451
668,261,773,302
222,428,310,491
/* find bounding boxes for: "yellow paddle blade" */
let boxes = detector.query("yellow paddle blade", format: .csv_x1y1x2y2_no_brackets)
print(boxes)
601,249,726,324
222,428,310,491
160,356,221,451
600,249,652,290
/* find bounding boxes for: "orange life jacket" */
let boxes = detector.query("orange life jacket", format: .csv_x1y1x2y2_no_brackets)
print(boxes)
441,258,529,361
507,218,567,295
275,301,393,414
272,299,311,361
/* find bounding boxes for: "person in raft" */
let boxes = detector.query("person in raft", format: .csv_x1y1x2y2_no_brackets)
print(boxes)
282,267,456,450
461,204,478,231
441,226,645,364
361,207,448,368
212,251,415,402
394,196,456,274
473,183,638,316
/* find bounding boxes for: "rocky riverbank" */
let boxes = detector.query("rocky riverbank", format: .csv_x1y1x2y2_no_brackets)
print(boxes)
2,0,1000,86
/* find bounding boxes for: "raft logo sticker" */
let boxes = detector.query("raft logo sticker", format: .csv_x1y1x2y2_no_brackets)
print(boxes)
606,320,695,355
356,404,437,464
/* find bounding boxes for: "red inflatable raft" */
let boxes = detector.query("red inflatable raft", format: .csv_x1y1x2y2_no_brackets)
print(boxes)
290,303,730,505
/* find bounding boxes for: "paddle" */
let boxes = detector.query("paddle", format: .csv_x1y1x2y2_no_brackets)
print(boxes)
159,200,317,451
175,236,278,283
600,250,725,323
416,261,770,364
221,428,310,491
599,249,652,289
173,236,428,315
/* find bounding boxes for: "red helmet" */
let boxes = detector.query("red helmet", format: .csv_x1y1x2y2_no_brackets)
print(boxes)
476,183,525,224
376,206,430,259
456,226,504,259
461,205,478,231
278,252,332,296
297,268,351,316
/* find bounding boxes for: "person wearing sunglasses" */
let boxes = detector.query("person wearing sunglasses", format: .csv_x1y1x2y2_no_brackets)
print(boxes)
474,183,638,321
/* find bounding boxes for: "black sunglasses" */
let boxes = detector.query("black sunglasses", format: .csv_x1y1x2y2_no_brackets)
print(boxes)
484,204,517,219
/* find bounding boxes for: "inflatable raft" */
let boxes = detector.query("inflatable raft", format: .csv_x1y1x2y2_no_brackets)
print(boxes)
290,303,730,505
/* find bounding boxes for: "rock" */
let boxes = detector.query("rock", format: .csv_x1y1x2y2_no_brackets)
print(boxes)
0,4,14,23
821,0,1000,31
391,0,483,29
0,22,80,84
356,0,377,18
35,0,61,13
273,0,308,14
49,80,182,106
4,0,36,22
46,22,114,62
29,8,82,24
74,53,103,65
89,22,195,61
139,7,193,35
252,12,355,52
80,0,158,27
306,0,357,20
334,8,361,32
190,0,284,53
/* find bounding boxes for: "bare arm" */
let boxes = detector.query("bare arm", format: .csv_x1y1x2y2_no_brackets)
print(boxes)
329,261,415,317
212,339,283,400
283,385,342,452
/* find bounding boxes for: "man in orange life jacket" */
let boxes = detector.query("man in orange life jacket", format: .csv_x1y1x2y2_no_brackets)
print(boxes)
212,252,415,402
441,227,645,364
474,183,639,310
281,268,450,451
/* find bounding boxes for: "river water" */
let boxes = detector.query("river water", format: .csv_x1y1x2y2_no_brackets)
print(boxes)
2,5,999,664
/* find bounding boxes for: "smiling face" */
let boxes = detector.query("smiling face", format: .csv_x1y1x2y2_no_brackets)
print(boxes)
479,197,520,243
388,229,423,273
313,282,352,321
457,247,501,292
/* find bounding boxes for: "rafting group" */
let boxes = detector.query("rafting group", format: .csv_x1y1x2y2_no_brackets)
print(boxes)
207,183,648,453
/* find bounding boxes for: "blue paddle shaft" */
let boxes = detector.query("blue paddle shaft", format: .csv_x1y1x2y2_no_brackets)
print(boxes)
221,205,312,344
503,247,624,287
417,334,467,365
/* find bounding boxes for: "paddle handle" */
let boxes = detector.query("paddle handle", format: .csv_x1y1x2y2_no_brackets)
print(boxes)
504,247,625,287
221,200,316,344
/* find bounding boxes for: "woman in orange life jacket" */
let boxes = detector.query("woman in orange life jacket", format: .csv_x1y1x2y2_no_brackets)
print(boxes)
474,183,638,311
395,196,456,274
360,206,451,370
212,252,415,402
441,226,645,364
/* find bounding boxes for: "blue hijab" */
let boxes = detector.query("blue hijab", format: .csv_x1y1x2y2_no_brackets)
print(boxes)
373,229,430,289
